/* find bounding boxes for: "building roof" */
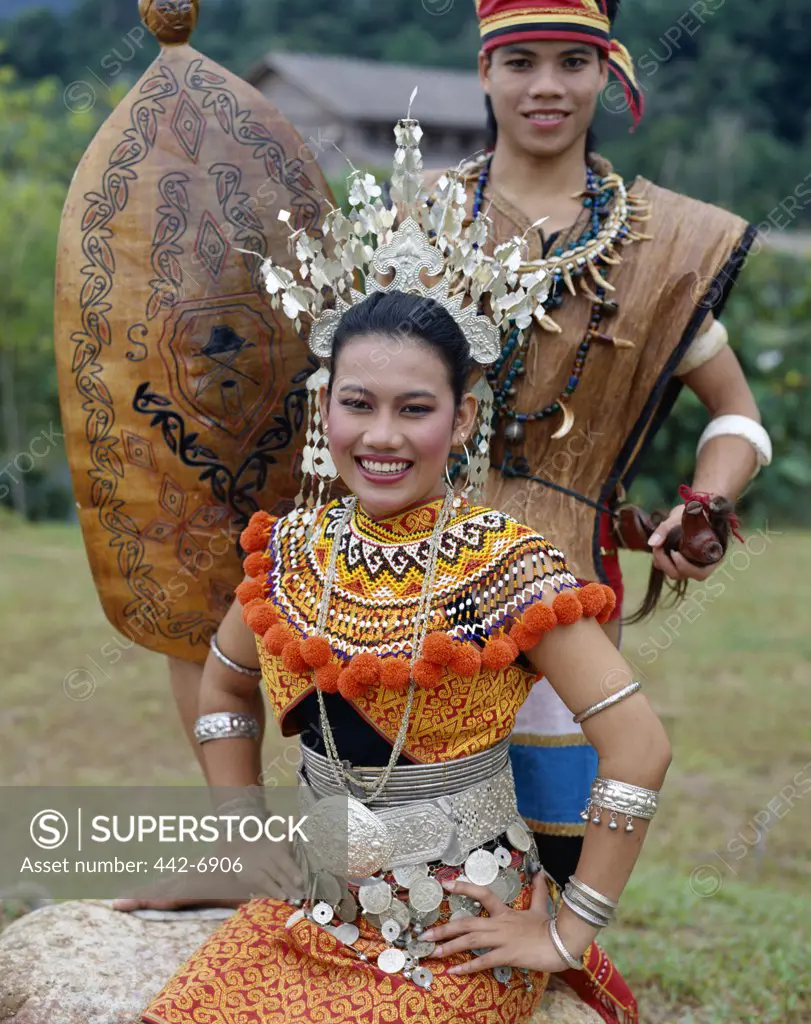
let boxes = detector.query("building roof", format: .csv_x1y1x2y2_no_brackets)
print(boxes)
244,51,485,130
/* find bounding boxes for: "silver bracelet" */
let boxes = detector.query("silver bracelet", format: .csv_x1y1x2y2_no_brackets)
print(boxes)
210,634,262,677
194,712,261,745
581,777,659,833
561,890,610,929
569,875,618,911
573,681,641,724
547,917,585,971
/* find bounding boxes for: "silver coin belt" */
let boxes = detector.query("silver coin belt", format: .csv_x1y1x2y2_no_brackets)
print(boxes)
285,748,546,991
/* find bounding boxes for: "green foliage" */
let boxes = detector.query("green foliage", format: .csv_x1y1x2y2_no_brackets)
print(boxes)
628,251,811,526
2,0,809,226
0,2,808,522
0,65,113,518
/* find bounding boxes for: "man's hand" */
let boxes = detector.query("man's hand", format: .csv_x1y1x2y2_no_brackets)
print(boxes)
647,504,719,581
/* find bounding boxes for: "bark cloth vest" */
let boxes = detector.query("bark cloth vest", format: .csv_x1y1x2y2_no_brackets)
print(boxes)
423,156,756,837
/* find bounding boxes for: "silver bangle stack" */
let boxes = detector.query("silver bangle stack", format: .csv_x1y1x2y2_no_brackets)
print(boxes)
561,876,618,929
547,917,585,971
572,680,641,724
581,776,659,833
194,711,261,745
209,634,262,677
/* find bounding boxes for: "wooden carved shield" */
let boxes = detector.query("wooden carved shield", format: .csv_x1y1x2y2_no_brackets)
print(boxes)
55,4,333,663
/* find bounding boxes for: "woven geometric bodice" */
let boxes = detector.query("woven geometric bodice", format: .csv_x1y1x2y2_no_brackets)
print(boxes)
237,498,616,762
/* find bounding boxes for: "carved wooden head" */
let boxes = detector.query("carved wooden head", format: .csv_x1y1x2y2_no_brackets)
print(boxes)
139,0,200,45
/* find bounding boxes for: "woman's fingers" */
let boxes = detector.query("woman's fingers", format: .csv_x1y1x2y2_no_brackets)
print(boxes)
443,879,506,916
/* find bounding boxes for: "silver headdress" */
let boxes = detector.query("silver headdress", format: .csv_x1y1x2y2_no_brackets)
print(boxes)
243,91,553,506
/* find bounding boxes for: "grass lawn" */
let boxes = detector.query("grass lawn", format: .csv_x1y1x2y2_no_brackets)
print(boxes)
1,516,809,1021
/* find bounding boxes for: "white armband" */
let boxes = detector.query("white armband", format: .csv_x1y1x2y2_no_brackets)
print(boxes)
675,319,729,377
696,414,772,476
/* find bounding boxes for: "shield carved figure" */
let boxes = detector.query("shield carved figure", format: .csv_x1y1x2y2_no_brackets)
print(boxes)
55,0,334,663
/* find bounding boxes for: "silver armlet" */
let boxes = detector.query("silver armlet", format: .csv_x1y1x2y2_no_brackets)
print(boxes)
580,777,659,833
547,918,585,971
573,681,641,724
194,712,261,745
210,634,262,677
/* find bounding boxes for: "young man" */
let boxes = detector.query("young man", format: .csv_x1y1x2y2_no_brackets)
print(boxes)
420,0,770,886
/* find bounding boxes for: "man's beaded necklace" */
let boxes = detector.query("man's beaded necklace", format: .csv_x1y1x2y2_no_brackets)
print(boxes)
472,154,624,443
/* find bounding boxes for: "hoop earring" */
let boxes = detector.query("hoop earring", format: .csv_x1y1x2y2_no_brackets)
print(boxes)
445,442,471,491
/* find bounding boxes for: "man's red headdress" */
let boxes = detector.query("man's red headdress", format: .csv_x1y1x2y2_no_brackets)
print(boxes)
475,0,644,127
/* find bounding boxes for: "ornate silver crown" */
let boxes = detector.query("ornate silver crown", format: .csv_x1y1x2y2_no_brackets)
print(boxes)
240,96,552,364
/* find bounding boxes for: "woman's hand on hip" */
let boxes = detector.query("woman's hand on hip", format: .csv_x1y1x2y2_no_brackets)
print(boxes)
421,872,587,975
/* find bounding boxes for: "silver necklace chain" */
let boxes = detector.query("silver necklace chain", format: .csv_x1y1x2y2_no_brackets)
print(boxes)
314,488,455,804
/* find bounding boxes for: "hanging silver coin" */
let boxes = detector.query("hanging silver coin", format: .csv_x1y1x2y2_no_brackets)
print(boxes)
494,965,513,984
407,938,436,958
404,953,416,971
448,893,481,916
385,898,411,930
410,907,440,927
449,908,474,921
465,849,499,886
314,871,343,905
506,823,531,852
392,863,429,888
377,948,407,975
337,893,358,923
359,880,393,915
408,877,444,914
364,912,381,929
412,966,434,989
494,846,512,868
312,901,334,926
381,919,401,943
285,908,305,929
332,922,360,946
488,874,509,903
503,869,522,903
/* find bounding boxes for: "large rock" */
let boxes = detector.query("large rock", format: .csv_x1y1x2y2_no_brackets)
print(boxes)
0,902,602,1023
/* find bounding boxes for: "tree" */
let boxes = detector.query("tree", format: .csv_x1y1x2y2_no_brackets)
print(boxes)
0,67,107,516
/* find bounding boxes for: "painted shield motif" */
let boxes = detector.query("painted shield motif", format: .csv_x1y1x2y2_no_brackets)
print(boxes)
55,35,333,663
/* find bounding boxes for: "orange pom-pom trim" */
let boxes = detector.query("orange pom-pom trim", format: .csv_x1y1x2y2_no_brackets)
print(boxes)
240,511,274,553
413,659,444,689
380,657,411,692
240,597,264,621
338,669,369,700
522,603,558,635
245,603,279,636
421,631,455,666
263,624,292,656
552,591,583,626
315,663,341,693
481,637,517,671
242,551,268,579
347,653,380,686
300,636,333,669
578,582,607,618
596,584,617,625
235,579,265,606
448,642,481,678
510,622,541,652
281,640,309,674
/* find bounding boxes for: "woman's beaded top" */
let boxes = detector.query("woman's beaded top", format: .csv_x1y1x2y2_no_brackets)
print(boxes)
237,498,617,761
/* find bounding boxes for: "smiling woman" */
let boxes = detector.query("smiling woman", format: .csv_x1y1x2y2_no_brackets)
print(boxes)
136,115,668,1024
321,291,478,519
